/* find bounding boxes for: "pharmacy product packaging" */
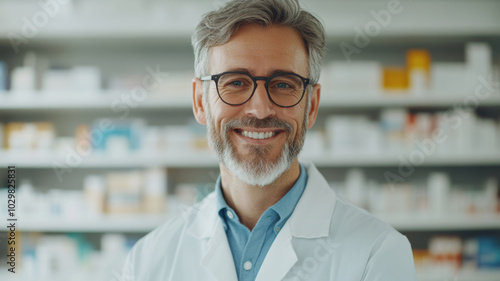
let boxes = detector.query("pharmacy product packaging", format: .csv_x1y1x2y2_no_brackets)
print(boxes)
0,61,7,92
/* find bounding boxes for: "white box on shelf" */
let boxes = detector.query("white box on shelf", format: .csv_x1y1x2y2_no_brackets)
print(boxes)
466,42,492,93
70,66,101,92
301,130,325,157
477,119,497,151
380,109,408,153
43,68,71,91
497,118,500,150
428,173,451,216
456,112,476,151
11,66,35,92
431,63,467,95
0,123,3,150
328,61,382,95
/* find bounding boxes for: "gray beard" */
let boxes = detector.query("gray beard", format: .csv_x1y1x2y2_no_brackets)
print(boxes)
204,96,309,187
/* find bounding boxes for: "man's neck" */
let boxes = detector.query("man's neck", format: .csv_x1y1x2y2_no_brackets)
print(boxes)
219,160,301,231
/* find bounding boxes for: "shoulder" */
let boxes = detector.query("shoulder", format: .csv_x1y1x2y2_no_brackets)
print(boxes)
332,197,399,238
329,196,413,260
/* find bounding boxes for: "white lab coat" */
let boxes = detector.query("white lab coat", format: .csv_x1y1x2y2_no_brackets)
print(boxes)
122,162,417,281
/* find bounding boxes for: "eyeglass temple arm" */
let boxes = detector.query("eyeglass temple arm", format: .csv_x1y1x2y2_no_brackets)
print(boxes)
201,75,213,81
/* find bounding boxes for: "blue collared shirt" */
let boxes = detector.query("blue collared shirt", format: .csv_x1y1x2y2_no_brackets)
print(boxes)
215,164,308,281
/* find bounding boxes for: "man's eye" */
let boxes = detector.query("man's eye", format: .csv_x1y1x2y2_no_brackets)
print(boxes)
230,80,244,86
224,80,247,87
276,83,291,88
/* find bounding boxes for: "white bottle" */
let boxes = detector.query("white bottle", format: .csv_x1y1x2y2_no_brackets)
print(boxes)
345,169,367,209
484,177,498,214
428,172,451,216
83,175,105,215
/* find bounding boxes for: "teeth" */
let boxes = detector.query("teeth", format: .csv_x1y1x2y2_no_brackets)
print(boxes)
240,130,276,140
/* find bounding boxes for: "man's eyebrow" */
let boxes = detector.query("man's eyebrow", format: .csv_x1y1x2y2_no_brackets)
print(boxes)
225,68,296,76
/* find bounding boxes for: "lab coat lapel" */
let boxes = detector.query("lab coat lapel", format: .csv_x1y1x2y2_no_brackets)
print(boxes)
255,223,298,281
200,221,238,281
289,161,337,238
256,162,337,281
187,193,238,281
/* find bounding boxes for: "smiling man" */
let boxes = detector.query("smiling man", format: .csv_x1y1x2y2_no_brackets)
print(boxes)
122,1,417,280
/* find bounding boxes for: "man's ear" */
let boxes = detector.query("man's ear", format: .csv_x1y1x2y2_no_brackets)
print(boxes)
306,83,321,129
192,77,207,125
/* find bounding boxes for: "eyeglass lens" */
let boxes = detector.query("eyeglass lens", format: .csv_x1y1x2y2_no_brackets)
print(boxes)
217,73,305,107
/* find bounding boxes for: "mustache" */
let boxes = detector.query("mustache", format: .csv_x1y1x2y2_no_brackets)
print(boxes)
224,116,293,133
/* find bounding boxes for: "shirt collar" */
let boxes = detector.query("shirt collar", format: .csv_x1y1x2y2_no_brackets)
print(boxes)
215,163,308,232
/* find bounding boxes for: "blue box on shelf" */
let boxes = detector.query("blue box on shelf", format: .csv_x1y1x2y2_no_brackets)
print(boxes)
0,61,7,92
477,236,500,269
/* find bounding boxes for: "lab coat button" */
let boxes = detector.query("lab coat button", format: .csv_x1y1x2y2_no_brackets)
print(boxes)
227,211,234,219
244,261,252,270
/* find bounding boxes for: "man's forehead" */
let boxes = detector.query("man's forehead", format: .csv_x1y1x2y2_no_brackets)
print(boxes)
208,24,309,76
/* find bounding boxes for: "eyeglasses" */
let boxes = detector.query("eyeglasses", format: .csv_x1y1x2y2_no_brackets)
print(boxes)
201,71,310,108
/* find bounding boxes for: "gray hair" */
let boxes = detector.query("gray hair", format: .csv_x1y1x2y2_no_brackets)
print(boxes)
192,0,326,85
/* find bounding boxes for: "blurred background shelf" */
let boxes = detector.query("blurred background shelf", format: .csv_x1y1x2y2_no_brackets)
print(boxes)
379,214,500,231
0,0,499,44
418,270,500,281
0,92,194,111
5,214,499,233
1,151,499,168
1,92,500,111
7,214,170,233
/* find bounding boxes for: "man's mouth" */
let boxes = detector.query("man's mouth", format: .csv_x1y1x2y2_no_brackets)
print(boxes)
234,129,283,140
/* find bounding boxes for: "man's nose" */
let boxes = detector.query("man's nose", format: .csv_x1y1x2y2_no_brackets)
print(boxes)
244,81,276,119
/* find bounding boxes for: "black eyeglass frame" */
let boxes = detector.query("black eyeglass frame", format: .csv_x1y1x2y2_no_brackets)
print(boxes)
201,71,310,108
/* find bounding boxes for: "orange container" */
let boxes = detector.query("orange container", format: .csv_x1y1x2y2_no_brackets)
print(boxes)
407,49,431,72
383,67,409,90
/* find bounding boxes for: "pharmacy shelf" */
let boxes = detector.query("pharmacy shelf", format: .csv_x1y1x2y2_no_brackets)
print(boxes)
0,150,218,168
418,270,500,281
379,214,500,231
419,270,500,281
1,151,500,168
0,0,499,42
8,214,169,233
6,213,500,233
320,94,500,109
0,92,193,111
1,93,500,111
304,152,500,167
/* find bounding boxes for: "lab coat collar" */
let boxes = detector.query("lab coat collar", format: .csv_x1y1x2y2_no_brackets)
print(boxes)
288,161,337,238
187,193,238,281
257,161,337,281
188,162,337,239
187,161,337,240
187,192,219,239
186,162,337,281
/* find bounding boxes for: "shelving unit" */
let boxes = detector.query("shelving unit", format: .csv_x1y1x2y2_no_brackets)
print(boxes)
1,150,499,168
419,270,500,281
378,214,500,232
11,214,500,233
2,92,500,110
1,0,500,280
15,214,169,233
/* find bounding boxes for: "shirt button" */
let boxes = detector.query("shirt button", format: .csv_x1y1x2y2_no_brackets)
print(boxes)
243,261,252,271
226,210,234,219
275,226,281,232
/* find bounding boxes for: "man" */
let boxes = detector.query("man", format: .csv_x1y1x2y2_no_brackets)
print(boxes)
122,0,417,280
